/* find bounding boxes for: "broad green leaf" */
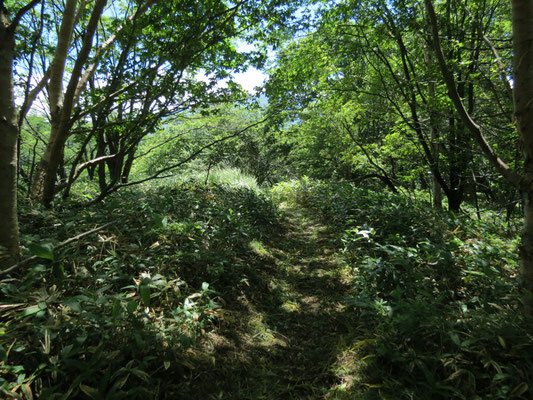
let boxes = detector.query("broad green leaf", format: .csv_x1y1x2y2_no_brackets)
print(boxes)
112,299,121,318
126,300,138,313
20,306,40,318
28,242,55,261
52,263,65,280
152,214,169,229
63,298,81,312
140,285,151,307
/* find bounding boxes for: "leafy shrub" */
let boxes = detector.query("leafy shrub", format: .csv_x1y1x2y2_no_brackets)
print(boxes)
1,179,280,399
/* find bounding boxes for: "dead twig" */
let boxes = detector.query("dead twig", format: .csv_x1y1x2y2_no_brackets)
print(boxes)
0,222,113,277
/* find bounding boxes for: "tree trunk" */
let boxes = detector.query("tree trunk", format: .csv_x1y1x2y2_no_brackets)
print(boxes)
426,0,533,316
30,0,78,205
31,0,109,207
0,21,20,268
512,0,533,317
0,1,42,268
121,151,135,183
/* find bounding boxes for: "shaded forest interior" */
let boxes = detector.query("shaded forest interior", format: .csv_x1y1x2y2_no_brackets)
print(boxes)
1,0,533,399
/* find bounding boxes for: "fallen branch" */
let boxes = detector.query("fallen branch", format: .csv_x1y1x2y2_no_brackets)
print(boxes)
0,222,113,277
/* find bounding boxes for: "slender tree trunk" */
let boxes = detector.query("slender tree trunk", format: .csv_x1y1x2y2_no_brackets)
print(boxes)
422,35,443,208
512,0,533,317
31,0,109,207
29,0,158,206
0,22,20,268
30,0,78,205
0,0,41,268
430,126,442,208
121,151,135,183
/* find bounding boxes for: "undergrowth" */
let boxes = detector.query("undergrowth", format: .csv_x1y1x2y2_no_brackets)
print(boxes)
1,180,279,399
2,176,532,399
272,178,532,399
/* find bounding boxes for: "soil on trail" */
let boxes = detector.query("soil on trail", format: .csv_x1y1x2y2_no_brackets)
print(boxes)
175,205,363,399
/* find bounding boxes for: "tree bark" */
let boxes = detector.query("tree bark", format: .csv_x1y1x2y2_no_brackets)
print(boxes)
30,0,79,204
0,20,20,268
424,0,522,188
512,0,533,317
0,0,40,269
30,0,158,207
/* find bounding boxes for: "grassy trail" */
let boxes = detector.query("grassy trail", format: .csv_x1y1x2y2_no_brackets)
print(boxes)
179,204,362,399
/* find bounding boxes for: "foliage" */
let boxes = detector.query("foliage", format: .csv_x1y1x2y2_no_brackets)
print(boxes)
1,177,279,399
265,0,518,211
272,178,531,399
2,0,533,398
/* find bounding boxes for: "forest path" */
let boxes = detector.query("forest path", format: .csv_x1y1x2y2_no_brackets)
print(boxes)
181,204,363,399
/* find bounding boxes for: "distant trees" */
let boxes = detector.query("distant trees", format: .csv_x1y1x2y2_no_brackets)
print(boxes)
266,0,515,212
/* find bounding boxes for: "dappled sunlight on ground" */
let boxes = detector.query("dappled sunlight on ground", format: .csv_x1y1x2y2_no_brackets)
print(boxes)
176,205,373,399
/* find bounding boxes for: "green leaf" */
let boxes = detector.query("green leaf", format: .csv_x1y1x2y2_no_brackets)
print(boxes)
112,299,121,318
63,298,81,312
464,270,486,277
509,383,528,397
140,285,151,307
53,263,65,279
20,306,40,318
152,213,169,229
79,384,98,399
28,242,55,261
126,300,138,313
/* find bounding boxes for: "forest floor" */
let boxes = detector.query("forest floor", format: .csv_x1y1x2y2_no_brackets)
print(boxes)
178,204,366,399
5,181,529,399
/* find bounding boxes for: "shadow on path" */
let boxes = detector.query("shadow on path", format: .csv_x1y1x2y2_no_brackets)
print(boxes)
171,205,363,399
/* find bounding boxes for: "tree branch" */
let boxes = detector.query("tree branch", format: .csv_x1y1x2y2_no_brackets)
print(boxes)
341,119,399,193
0,223,113,276
89,115,272,203
73,0,159,107
9,0,40,30
424,0,523,189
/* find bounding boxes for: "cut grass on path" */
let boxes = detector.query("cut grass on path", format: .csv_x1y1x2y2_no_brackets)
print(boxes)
174,204,368,399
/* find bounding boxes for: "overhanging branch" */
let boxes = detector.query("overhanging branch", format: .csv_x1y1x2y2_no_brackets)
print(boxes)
424,0,523,189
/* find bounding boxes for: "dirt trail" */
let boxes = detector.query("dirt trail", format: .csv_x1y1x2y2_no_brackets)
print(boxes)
178,205,360,399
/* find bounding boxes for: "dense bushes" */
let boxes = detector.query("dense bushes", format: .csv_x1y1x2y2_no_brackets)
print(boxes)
1,179,279,399
2,176,531,399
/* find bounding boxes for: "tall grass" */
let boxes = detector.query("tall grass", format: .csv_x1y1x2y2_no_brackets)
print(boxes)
177,167,260,191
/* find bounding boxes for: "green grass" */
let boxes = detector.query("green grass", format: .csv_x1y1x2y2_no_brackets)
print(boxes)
176,166,261,191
